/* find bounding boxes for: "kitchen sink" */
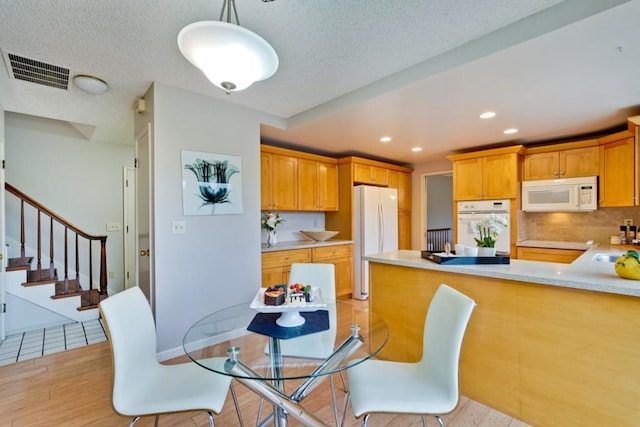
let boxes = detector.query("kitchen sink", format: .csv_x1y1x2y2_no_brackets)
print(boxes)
592,254,621,263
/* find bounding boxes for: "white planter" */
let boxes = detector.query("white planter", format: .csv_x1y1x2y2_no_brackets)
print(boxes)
477,247,496,257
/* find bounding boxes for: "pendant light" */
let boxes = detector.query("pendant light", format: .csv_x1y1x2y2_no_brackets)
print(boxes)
178,0,279,94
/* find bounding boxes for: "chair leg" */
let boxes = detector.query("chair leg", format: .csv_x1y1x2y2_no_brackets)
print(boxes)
230,382,244,427
362,413,370,427
129,416,140,427
154,415,160,427
329,375,339,427
207,411,214,427
339,391,350,427
422,415,427,427
435,415,445,427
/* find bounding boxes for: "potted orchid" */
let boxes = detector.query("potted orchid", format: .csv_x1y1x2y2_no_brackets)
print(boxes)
471,213,508,256
262,212,284,247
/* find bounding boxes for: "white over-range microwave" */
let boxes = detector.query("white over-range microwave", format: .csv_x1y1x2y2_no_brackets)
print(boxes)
521,176,598,212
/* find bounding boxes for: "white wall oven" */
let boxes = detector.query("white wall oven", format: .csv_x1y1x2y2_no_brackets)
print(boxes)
457,199,511,254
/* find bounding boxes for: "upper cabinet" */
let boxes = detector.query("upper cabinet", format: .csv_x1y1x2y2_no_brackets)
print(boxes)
298,159,339,211
261,145,339,212
523,141,599,181
353,163,389,186
261,150,298,211
448,146,524,201
598,129,638,207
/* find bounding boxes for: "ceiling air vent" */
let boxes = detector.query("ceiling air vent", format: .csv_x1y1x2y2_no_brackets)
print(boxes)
3,51,69,90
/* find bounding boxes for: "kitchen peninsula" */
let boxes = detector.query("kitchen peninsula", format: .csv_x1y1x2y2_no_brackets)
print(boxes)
365,247,640,427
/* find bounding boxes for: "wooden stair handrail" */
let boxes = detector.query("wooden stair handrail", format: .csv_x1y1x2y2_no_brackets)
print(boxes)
5,182,109,306
5,183,106,241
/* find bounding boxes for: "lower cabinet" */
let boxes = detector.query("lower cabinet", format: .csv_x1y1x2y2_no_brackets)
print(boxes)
261,244,353,298
311,244,353,298
516,247,584,264
261,249,312,286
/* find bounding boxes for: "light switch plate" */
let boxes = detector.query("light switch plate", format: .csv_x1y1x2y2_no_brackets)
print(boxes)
106,222,121,231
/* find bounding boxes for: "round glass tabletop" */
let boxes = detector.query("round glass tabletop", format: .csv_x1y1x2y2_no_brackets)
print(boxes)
183,299,388,381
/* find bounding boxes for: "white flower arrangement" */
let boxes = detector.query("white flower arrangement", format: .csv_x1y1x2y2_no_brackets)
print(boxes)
471,213,508,248
261,212,284,233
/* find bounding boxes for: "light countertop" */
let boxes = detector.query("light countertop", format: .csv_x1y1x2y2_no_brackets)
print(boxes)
363,245,640,297
516,239,594,250
261,239,353,252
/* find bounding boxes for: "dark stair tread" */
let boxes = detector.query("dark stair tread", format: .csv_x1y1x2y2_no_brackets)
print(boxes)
51,279,83,299
24,268,58,286
7,257,33,271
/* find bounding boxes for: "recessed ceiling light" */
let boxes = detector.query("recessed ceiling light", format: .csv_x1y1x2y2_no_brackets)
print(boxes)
380,136,392,143
411,147,422,152
479,111,496,119
504,128,518,135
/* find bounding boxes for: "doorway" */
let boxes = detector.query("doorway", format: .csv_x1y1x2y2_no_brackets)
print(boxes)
421,172,453,251
135,125,153,314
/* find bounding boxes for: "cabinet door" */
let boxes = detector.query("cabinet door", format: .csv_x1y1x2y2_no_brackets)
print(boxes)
260,152,272,210
334,257,353,298
516,247,584,264
298,158,318,211
354,163,389,186
318,162,339,211
271,154,298,210
560,146,599,178
261,267,286,287
453,158,483,200
523,152,559,181
600,136,636,207
398,209,412,249
388,171,412,211
483,154,518,199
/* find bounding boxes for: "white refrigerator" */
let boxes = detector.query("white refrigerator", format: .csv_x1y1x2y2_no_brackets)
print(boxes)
353,185,398,300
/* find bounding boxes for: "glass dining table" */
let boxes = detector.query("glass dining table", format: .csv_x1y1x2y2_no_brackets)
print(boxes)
183,298,388,427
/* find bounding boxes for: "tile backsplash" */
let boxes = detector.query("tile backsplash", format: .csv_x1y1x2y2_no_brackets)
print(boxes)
518,206,640,244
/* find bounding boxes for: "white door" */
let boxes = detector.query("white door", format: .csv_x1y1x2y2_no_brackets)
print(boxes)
0,141,5,340
123,167,136,289
135,125,154,313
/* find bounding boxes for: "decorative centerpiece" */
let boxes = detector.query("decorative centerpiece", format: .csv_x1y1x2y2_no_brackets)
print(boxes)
615,250,640,280
262,212,284,247
289,283,315,302
471,213,508,256
264,284,287,305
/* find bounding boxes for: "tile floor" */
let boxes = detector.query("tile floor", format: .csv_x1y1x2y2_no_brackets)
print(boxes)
0,319,107,366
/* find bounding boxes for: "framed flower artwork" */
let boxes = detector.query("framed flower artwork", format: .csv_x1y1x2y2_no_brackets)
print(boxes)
181,150,243,215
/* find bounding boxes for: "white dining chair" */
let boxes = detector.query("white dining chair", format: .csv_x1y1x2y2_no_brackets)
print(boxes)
259,263,343,426
99,286,243,427
345,284,476,427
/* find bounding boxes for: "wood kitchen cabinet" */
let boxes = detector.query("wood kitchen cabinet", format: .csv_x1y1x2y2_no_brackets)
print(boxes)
389,170,412,249
261,248,312,286
261,149,298,211
448,146,524,201
353,162,389,186
523,141,599,181
598,130,638,207
298,158,339,211
516,247,584,264
312,244,353,298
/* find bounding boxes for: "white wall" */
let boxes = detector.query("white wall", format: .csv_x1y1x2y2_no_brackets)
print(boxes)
147,83,281,353
4,113,133,294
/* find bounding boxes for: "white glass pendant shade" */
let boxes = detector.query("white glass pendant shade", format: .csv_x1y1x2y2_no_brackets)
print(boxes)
178,21,278,92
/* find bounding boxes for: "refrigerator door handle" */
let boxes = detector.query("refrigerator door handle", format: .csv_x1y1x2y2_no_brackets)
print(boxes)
378,199,384,252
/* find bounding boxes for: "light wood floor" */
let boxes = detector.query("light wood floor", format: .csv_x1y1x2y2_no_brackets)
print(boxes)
0,339,530,427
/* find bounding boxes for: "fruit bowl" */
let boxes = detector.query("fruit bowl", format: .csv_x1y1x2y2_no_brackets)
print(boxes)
299,230,339,241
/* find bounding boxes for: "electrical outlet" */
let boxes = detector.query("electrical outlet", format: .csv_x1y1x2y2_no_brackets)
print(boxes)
172,220,186,234
624,219,633,226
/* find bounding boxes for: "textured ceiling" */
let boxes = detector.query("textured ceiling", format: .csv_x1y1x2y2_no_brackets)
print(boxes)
0,0,638,165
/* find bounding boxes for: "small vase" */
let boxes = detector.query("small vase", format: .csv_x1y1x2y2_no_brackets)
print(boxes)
478,247,496,257
267,231,278,247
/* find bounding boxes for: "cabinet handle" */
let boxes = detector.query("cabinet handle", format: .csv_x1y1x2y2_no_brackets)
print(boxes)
553,171,559,176
560,171,565,175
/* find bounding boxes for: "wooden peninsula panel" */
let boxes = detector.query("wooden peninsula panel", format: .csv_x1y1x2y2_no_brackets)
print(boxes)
369,262,640,427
